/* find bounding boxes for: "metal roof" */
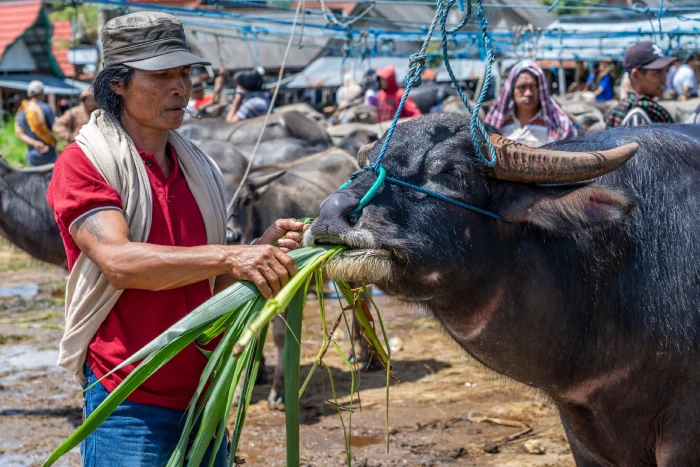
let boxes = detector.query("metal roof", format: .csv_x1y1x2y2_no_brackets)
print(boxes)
182,13,329,71
0,75,88,95
285,56,485,88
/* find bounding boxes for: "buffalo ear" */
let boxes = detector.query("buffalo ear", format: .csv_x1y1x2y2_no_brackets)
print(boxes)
247,170,285,191
499,184,635,233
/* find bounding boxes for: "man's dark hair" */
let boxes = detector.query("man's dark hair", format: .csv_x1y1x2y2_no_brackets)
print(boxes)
93,65,134,117
234,69,263,92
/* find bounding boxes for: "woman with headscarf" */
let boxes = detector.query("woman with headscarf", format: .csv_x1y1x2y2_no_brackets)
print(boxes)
485,60,576,147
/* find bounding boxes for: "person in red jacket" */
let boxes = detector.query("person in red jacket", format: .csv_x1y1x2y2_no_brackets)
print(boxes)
375,65,422,123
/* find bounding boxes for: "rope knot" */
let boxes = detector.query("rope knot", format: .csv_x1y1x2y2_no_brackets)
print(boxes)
406,52,427,87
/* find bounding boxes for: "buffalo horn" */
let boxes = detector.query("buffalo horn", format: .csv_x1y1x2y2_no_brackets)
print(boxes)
488,134,639,184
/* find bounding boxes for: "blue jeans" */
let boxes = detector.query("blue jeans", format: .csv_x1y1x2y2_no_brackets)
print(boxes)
81,364,229,467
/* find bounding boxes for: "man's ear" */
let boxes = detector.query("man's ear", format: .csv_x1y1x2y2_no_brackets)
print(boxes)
497,183,635,234
110,80,125,96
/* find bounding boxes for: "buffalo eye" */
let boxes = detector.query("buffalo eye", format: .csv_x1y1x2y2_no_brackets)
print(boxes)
440,167,464,180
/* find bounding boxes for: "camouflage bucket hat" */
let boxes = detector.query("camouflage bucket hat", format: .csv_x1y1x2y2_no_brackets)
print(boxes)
102,12,210,70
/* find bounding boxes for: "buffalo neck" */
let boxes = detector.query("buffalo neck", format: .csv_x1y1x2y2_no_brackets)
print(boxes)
422,228,636,396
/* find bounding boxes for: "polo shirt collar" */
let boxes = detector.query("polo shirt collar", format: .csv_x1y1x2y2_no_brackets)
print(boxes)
136,144,180,185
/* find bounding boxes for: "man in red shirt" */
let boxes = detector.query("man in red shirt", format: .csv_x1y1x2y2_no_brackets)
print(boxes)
47,12,305,467
375,65,422,123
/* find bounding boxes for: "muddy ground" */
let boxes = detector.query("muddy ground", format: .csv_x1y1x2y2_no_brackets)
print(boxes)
0,244,575,466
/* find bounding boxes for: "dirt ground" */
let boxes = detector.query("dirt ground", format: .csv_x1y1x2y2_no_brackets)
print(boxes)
0,244,575,466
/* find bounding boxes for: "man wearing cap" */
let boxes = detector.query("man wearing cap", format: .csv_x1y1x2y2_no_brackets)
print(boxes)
15,80,57,166
607,41,675,128
52,87,97,144
46,12,306,466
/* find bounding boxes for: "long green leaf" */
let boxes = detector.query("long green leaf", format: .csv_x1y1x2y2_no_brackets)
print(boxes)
112,247,331,376
229,324,268,466
284,278,311,467
43,321,211,467
233,246,345,356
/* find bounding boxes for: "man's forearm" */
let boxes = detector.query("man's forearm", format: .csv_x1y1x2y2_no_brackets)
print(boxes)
96,241,231,291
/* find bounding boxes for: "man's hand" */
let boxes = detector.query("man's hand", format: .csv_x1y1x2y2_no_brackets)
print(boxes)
33,141,50,153
257,218,309,252
227,244,297,299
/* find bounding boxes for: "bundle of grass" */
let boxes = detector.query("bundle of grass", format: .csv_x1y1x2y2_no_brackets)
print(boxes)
44,244,391,467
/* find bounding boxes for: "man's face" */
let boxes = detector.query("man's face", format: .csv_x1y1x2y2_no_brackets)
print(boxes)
513,71,540,113
378,77,388,91
112,66,192,130
632,67,666,98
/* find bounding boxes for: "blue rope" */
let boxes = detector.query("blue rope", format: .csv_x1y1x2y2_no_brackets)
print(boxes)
385,177,506,221
344,0,504,221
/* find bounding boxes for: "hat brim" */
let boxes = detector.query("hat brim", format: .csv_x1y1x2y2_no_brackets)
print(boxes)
641,56,676,70
123,50,211,71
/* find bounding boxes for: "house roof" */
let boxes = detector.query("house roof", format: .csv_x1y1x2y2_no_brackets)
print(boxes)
0,0,43,64
51,19,74,78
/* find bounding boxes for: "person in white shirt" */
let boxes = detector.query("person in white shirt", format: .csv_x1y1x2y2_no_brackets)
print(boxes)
672,55,697,98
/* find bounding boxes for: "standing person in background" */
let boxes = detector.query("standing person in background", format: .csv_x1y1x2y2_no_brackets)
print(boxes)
672,54,698,100
592,61,615,102
485,60,575,147
362,69,378,107
375,65,421,123
336,72,363,106
607,41,675,128
15,80,57,166
666,56,680,95
225,69,270,123
53,87,97,144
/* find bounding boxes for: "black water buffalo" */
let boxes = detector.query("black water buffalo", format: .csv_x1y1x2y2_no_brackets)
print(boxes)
0,159,65,266
307,112,700,465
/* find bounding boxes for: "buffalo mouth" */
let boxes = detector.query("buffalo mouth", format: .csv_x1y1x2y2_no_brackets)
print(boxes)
310,235,395,285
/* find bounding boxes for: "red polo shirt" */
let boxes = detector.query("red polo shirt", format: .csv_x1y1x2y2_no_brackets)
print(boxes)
47,142,216,410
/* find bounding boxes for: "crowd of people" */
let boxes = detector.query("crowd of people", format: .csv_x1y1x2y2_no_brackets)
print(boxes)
11,38,700,166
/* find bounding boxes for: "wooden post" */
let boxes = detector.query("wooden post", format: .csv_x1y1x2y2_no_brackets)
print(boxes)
558,61,566,96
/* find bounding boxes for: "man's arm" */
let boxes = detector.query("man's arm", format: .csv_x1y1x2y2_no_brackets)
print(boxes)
15,119,49,153
53,110,74,143
225,93,244,123
70,209,299,298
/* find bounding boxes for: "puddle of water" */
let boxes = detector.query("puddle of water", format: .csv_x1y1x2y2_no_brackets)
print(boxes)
0,284,39,300
0,345,57,369
348,434,382,448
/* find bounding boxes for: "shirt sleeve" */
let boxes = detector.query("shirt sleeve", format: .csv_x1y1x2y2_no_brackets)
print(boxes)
235,99,260,120
15,110,30,135
597,75,612,93
47,143,123,231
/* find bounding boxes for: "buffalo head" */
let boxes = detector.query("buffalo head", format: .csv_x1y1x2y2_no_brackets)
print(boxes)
306,112,637,301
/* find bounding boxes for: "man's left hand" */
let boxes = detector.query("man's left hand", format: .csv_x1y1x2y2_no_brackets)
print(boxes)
257,219,309,252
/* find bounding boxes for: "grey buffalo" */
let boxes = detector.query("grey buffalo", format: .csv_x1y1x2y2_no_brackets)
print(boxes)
308,112,700,465
0,159,65,267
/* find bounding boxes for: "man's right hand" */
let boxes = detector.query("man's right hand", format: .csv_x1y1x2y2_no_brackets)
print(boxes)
226,245,298,299
33,141,50,153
